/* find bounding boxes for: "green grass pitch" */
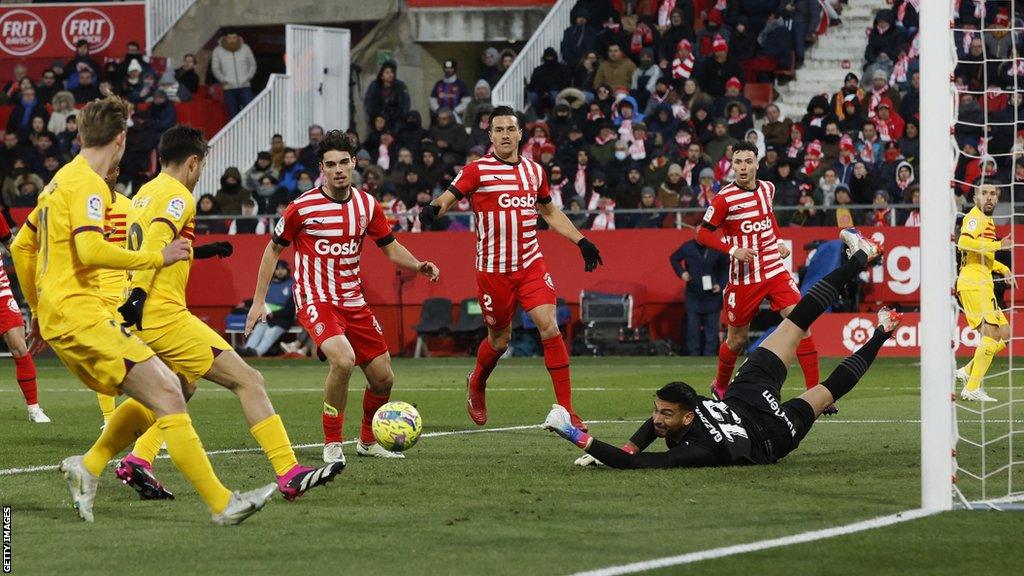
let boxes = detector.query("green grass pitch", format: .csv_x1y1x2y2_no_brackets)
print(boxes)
1,356,1021,575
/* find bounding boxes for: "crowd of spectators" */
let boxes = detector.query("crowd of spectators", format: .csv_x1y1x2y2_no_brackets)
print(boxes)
7,1,1024,234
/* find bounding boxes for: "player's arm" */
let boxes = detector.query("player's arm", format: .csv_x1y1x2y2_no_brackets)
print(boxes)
956,230,1007,253
575,418,651,467
380,237,440,281
71,188,187,270
669,245,688,279
696,201,756,263
10,211,40,313
536,199,603,272
246,239,286,336
585,437,718,469
422,163,477,228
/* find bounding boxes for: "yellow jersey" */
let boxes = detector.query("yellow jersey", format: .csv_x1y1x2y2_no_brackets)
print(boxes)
97,191,133,306
11,155,164,339
957,206,1008,292
128,172,197,329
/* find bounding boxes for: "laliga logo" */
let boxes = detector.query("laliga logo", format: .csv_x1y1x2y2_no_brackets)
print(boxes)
842,317,876,352
0,10,46,56
740,216,773,234
62,8,114,54
314,238,359,256
498,193,536,209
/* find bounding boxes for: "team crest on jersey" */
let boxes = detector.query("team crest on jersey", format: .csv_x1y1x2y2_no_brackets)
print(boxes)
359,215,367,233
86,195,104,221
7,299,19,313
166,198,186,220
314,322,325,336
134,196,151,209
274,217,286,236
728,311,735,322
543,273,554,290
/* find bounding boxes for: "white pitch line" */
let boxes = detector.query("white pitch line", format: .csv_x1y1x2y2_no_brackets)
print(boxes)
569,508,938,576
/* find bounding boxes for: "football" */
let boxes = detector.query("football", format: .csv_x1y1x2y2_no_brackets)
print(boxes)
372,401,423,452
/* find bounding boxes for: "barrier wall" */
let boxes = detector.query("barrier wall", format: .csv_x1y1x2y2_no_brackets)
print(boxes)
185,226,1024,356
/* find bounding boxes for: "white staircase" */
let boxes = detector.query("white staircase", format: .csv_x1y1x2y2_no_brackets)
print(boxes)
774,0,890,117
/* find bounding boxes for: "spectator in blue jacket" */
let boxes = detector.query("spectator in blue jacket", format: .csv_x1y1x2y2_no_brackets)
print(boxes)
561,8,598,67
670,239,728,356
239,260,296,357
277,148,306,194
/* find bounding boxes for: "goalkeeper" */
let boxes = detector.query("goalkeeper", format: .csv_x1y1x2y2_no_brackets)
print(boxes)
545,228,897,469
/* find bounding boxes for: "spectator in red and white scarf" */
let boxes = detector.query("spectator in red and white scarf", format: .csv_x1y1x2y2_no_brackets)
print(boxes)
867,69,902,119
521,122,552,162
865,189,892,227
873,99,905,142
671,39,695,80
802,140,824,178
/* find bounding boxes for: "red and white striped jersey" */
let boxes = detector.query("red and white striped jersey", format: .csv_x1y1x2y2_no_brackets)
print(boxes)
449,153,551,273
0,217,11,301
702,180,787,285
273,186,393,309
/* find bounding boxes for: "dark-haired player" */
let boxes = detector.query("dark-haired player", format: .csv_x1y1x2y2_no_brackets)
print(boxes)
247,129,439,464
697,142,825,412
113,125,344,502
420,106,603,430
546,228,895,468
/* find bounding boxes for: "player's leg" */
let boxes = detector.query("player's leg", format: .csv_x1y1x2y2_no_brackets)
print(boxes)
759,229,881,366
96,393,116,425
114,374,190,501
356,352,404,458
519,264,585,428
2,325,48,422
777,280,820,390
797,307,902,418
713,323,749,399
468,270,516,425
319,333,357,462
204,349,345,498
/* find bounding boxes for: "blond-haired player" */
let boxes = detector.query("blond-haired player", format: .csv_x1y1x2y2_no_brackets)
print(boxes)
11,96,274,524
955,183,1016,401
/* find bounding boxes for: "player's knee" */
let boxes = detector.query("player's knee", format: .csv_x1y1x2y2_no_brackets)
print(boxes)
998,325,1011,342
8,341,28,357
181,379,197,401
154,373,188,411
727,334,748,351
369,369,394,395
489,332,511,351
326,349,356,373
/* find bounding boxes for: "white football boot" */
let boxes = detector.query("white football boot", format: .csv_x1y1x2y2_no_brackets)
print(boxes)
356,441,405,459
839,227,884,263
322,441,346,464
59,455,98,522
27,404,51,423
960,387,997,402
211,483,276,526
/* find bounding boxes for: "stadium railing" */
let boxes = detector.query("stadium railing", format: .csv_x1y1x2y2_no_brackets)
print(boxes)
491,0,574,110
145,0,198,52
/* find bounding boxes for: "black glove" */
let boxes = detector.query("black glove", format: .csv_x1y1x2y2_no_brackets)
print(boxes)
193,241,233,259
119,288,148,330
418,204,437,230
578,237,603,272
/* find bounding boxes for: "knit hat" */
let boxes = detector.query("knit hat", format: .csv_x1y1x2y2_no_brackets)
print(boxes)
712,35,728,53
668,163,683,177
355,149,371,161
699,167,715,179
677,38,692,53
725,76,742,91
127,59,143,74
641,186,656,197
805,140,823,158
874,189,890,202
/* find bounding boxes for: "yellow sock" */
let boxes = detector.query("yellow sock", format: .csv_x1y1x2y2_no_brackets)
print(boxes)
132,425,165,465
82,399,155,476
967,336,1002,391
96,393,116,423
251,414,299,477
157,413,232,514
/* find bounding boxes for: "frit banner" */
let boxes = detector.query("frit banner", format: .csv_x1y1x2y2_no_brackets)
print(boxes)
0,2,144,59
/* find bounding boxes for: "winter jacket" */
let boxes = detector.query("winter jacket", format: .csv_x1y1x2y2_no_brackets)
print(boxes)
211,36,257,90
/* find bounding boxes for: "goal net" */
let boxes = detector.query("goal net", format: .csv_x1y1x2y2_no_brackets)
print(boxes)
924,0,1024,510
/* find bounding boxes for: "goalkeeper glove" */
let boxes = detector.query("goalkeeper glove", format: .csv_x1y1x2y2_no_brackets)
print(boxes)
543,404,592,449
577,237,603,272
193,241,234,259
418,204,438,230
119,288,148,330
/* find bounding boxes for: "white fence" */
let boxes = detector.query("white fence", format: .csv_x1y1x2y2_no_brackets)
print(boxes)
145,0,198,52
490,0,574,110
199,25,350,197
202,73,293,198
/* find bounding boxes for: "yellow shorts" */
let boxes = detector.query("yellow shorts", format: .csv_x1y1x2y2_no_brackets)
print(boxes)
49,319,156,396
958,289,1008,329
136,314,231,384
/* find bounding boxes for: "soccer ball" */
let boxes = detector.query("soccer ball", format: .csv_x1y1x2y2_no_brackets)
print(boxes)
372,401,422,452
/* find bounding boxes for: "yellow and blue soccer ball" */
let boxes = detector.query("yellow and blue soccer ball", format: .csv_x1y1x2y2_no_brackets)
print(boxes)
372,401,422,452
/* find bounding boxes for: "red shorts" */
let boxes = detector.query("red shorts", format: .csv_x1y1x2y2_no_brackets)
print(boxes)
476,260,557,330
296,302,389,365
0,295,24,334
722,271,801,327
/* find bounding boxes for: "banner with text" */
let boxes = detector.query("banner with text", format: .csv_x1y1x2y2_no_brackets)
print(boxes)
0,3,144,59
810,313,1023,357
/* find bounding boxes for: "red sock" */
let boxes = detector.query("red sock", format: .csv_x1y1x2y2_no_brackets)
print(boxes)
360,389,390,444
541,335,574,413
322,407,344,444
797,335,820,390
471,339,504,391
15,354,37,406
715,340,739,388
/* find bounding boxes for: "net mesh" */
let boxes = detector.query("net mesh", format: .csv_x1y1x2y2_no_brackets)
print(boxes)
948,0,1024,508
